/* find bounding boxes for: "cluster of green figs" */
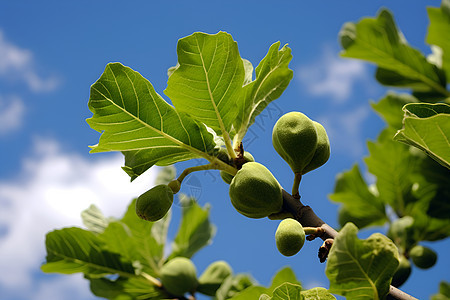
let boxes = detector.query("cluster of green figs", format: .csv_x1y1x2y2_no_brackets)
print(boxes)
135,112,330,254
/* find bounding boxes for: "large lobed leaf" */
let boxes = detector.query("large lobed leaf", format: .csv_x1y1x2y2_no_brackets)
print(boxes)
165,32,245,136
326,223,399,300
233,42,293,145
394,103,450,170
427,0,450,82
339,9,447,96
87,62,216,181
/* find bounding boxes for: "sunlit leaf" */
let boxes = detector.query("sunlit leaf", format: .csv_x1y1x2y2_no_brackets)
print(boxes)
340,9,447,95
234,42,293,145
271,282,302,300
165,31,245,136
427,0,450,82
87,62,216,181
326,223,399,300
301,288,336,300
41,227,135,277
394,103,450,170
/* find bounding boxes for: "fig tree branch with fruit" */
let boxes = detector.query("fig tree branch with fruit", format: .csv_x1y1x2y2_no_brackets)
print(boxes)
42,2,450,300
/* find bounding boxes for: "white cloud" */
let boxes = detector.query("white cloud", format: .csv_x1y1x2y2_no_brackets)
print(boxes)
0,30,59,92
318,105,370,158
297,47,367,103
0,138,157,299
0,95,25,135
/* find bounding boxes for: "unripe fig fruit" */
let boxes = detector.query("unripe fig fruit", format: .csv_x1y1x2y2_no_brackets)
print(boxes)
229,162,283,218
272,112,318,174
198,260,233,296
168,180,181,194
391,255,411,287
302,122,330,174
275,218,305,256
160,257,198,296
220,151,255,185
409,245,437,269
135,185,173,222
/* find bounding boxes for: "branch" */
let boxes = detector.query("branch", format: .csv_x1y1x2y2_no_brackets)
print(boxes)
280,189,418,300
281,189,337,240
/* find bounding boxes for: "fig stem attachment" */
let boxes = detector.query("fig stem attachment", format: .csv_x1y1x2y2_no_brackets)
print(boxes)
292,173,302,199
141,272,162,288
177,161,237,184
223,131,237,160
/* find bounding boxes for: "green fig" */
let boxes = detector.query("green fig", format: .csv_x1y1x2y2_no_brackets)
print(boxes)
229,162,283,218
275,218,305,256
220,151,255,185
135,185,173,222
409,245,437,269
391,255,411,287
197,261,233,296
160,257,198,296
259,294,271,300
272,112,318,174
302,121,330,174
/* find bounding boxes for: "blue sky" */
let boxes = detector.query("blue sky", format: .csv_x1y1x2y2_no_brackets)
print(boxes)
0,1,448,299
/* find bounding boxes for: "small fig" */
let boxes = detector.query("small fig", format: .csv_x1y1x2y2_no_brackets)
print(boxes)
135,185,173,222
197,260,233,296
272,112,318,174
409,245,437,269
302,121,330,174
391,255,411,287
229,162,283,218
220,151,255,185
160,257,198,296
275,218,305,256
